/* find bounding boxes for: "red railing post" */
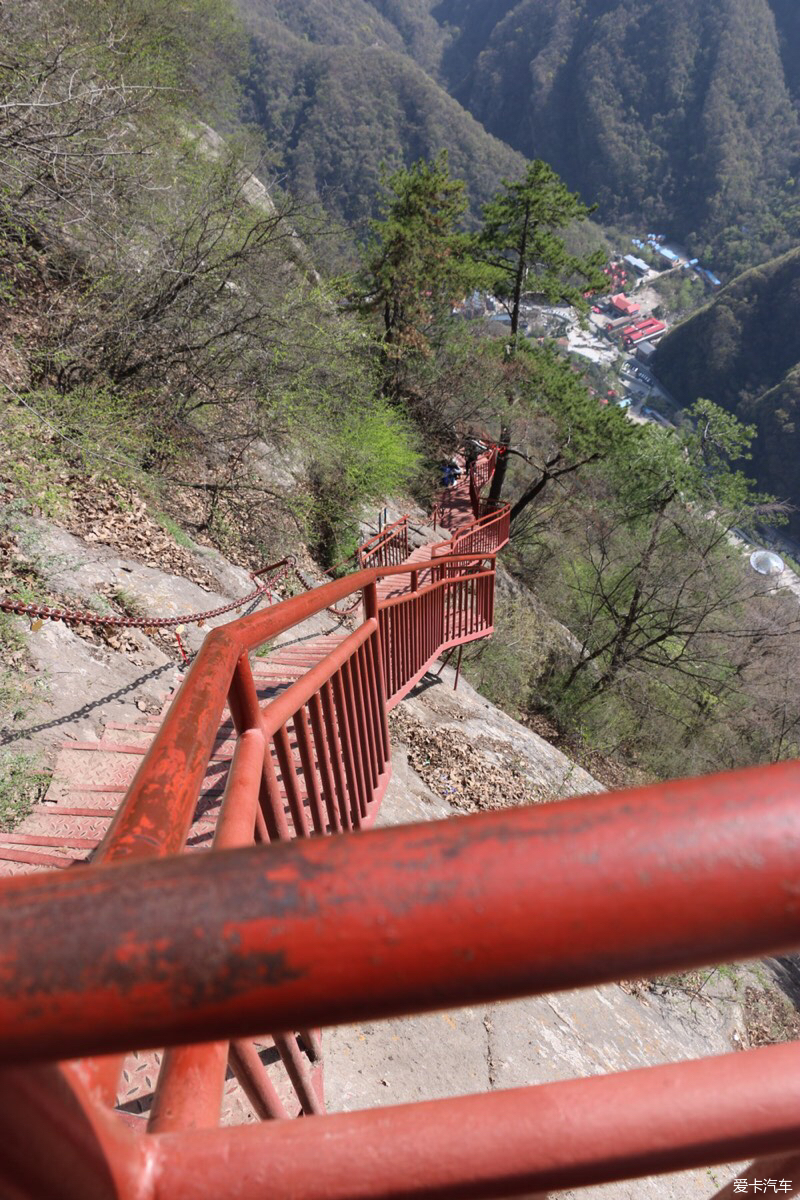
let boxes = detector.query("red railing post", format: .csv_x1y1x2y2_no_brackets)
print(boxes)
228,1040,288,1121
228,654,291,842
363,581,392,751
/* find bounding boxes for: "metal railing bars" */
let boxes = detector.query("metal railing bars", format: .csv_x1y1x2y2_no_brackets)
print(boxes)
358,515,410,569
2,761,799,1063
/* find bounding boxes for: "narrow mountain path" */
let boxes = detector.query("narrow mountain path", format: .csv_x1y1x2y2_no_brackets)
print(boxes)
0,465,477,879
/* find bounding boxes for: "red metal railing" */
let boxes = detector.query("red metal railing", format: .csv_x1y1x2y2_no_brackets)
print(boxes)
16,547,498,1135
467,446,498,516
358,514,409,569
378,561,495,706
432,501,511,561
2,764,800,1198
1,446,798,1199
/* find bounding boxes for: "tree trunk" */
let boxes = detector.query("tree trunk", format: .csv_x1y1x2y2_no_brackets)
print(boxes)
488,425,511,504
509,452,599,523
509,203,531,345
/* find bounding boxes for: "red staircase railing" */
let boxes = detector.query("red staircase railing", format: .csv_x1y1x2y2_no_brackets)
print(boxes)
0,447,798,1199
358,514,409,569
468,445,497,508
432,501,511,560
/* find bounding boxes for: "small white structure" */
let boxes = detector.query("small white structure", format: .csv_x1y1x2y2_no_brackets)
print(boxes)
749,550,785,577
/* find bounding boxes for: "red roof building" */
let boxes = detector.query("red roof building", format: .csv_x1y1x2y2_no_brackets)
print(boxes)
610,293,640,317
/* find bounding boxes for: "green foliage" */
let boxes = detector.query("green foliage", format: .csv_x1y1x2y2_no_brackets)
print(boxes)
0,0,425,567
492,334,800,780
650,272,706,320
439,0,800,274
680,398,764,515
354,152,480,395
523,342,635,458
41,0,244,100
304,397,420,563
243,15,527,231
462,593,553,716
476,160,606,337
0,614,31,725
154,514,195,550
654,247,800,532
110,588,145,618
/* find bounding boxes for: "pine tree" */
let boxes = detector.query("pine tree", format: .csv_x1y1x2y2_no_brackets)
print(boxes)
476,160,606,346
355,151,478,398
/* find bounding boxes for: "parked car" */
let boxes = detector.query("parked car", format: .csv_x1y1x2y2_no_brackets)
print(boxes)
617,397,633,409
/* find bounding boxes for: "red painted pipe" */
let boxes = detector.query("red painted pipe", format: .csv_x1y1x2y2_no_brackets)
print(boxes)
0,762,799,1063
147,727,265,1132
147,1043,228,1134
150,1042,800,1200
0,1062,145,1200
228,1039,288,1121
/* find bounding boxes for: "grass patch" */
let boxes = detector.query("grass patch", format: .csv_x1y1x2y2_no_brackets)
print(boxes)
0,612,31,723
155,511,195,550
0,750,50,830
110,587,146,618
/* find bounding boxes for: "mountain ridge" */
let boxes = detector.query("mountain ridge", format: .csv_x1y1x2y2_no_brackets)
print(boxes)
653,245,800,533
237,0,800,272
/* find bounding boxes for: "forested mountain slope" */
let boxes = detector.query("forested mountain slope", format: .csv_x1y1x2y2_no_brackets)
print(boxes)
239,3,526,227
238,0,800,272
653,247,800,532
438,0,800,274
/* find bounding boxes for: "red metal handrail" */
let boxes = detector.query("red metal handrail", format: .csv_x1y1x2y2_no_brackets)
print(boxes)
431,502,511,561
94,550,496,867
358,514,409,569
1,441,796,1200
6,763,800,1060
2,765,800,1199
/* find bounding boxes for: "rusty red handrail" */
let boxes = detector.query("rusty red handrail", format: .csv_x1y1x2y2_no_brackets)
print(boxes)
2,764,800,1198
4,762,800,1061
431,502,511,560
0,443,797,1200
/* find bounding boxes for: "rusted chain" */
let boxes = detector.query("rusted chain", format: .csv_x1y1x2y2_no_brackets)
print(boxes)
292,565,361,616
0,558,296,633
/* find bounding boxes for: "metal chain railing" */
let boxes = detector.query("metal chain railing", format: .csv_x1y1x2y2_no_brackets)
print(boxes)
0,557,296,634
291,564,362,616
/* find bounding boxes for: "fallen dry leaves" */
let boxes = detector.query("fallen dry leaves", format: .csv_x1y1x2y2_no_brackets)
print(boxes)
389,706,548,813
64,481,218,590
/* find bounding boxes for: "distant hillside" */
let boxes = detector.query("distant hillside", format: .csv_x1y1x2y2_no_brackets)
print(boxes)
236,0,800,273
438,0,800,275
653,247,800,531
239,4,526,228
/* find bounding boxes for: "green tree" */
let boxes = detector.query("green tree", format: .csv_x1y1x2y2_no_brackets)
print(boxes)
476,160,606,345
554,400,785,710
681,398,761,515
354,152,478,399
484,342,639,524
